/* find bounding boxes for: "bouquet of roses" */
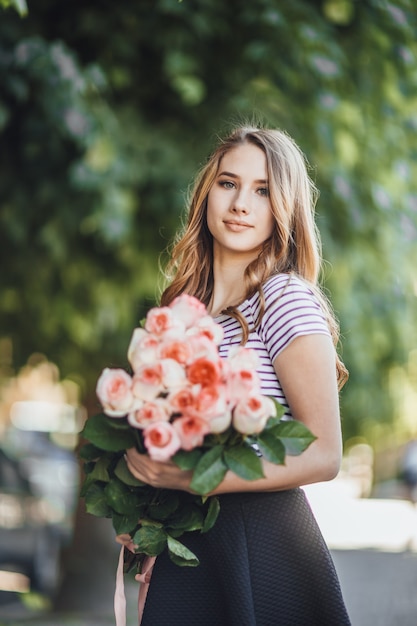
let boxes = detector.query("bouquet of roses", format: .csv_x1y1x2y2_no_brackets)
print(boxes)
80,294,315,569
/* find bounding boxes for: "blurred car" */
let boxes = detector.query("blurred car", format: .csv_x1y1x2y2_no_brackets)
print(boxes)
0,448,62,595
0,407,81,598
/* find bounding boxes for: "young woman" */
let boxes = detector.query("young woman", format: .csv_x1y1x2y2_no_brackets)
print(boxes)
126,126,351,625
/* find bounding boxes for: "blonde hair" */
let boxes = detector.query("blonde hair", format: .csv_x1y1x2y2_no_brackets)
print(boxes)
161,125,348,388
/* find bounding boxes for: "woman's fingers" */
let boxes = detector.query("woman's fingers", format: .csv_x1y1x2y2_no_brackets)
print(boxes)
125,447,192,491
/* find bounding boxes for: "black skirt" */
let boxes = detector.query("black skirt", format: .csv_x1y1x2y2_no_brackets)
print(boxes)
141,488,351,626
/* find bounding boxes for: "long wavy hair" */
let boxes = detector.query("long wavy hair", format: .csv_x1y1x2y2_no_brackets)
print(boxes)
160,125,348,388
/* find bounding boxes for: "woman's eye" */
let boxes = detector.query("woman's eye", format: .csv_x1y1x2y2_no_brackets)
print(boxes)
219,181,235,189
258,187,269,197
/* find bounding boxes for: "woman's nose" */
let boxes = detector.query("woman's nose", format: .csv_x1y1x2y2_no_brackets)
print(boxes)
232,188,250,213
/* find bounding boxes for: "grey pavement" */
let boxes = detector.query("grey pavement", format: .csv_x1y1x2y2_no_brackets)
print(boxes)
1,479,417,626
334,549,417,626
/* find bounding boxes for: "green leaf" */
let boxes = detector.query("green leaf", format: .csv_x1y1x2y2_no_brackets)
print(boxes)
84,483,112,517
82,413,136,452
205,427,234,446
82,461,95,475
133,524,167,556
167,536,199,567
114,456,145,486
79,477,92,498
80,455,112,496
104,479,143,515
271,420,316,456
78,442,103,461
256,431,286,464
263,416,282,430
172,448,203,470
148,491,180,521
112,512,141,536
91,455,112,482
223,445,264,481
139,518,163,528
201,496,220,533
166,505,204,532
102,416,131,430
190,445,227,495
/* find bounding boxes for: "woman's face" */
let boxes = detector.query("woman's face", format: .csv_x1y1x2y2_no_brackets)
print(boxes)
206,142,274,262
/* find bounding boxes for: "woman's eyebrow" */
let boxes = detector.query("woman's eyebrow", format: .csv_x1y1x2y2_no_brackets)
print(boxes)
218,170,268,184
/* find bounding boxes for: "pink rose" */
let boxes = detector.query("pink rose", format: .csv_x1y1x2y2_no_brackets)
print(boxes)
168,388,196,415
128,399,170,429
233,394,276,435
227,369,261,405
159,339,193,365
145,306,185,336
128,327,160,370
193,384,227,416
186,315,224,345
207,410,232,434
132,360,186,401
228,346,259,371
226,347,261,404
168,385,231,433
96,368,134,417
160,358,187,388
187,357,222,388
192,385,231,434
173,415,209,450
187,335,219,361
169,294,207,328
132,363,164,401
143,422,181,462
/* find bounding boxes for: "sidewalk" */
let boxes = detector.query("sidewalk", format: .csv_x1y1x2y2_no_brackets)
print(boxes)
304,478,417,552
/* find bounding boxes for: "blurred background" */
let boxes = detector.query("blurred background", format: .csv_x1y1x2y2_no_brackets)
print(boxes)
0,0,416,624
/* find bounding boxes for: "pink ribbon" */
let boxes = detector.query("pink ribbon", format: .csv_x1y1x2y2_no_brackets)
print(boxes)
114,546,127,626
114,536,156,626
135,555,156,622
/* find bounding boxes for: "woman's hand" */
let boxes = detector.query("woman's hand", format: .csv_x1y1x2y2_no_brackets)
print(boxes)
125,447,193,492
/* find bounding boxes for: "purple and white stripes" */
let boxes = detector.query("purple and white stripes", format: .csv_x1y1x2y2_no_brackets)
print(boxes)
215,274,330,416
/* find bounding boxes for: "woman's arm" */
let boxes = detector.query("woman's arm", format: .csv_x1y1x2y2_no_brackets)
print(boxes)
212,333,342,493
126,333,343,494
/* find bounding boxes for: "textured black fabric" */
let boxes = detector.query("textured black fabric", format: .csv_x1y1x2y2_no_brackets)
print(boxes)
141,489,351,625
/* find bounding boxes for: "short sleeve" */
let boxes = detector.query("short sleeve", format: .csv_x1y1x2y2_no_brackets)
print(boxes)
257,274,331,363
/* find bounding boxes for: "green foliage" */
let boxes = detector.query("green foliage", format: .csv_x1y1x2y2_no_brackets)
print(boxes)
0,0,27,17
223,446,264,481
81,413,136,451
267,421,318,456
133,524,168,557
79,412,221,567
0,0,416,442
188,445,228,495
167,536,200,567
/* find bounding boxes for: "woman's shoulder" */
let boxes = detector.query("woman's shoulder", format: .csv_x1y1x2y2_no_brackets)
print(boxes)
245,272,328,333
216,273,318,327
264,272,313,294
246,273,316,310
251,273,330,360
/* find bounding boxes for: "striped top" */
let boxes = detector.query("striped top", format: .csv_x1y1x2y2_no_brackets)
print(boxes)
215,273,330,417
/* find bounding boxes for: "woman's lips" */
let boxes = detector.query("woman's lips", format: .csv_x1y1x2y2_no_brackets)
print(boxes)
223,220,253,232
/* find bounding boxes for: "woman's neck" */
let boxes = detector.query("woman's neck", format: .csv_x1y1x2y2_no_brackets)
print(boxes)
208,256,250,317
